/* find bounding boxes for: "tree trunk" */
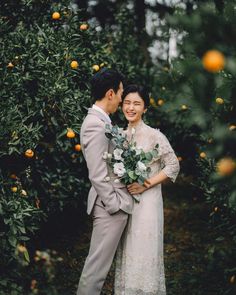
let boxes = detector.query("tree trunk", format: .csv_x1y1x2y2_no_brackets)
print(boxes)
134,0,151,64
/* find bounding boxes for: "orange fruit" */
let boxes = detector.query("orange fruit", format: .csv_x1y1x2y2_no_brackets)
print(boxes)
217,157,235,176
80,24,88,31
200,152,206,158
92,64,100,72
70,60,78,69
216,97,224,104
208,138,213,144
25,149,34,158
7,62,14,68
11,186,18,193
66,128,75,138
157,99,164,106
30,279,37,290
17,245,27,252
230,275,235,284
75,144,81,151
202,50,225,72
229,125,236,131
10,174,17,179
149,98,156,106
52,12,60,20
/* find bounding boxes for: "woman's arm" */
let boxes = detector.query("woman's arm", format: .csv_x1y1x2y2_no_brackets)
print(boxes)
127,131,180,195
144,170,169,188
127,170,169,195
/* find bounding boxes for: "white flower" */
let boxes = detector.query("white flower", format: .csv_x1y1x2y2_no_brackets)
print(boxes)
113,148,123,160
137,161,147,172
104,176,111,182
107,153,112,159
135,147,142,155
113,162,126,177
131,127,136,135
114,178,120,183
102,152,108,159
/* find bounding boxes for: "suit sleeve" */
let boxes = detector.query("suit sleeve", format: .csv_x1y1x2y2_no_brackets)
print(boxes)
82,120,120,214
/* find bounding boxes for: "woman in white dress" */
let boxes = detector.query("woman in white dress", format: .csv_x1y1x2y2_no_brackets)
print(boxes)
114,85,180,295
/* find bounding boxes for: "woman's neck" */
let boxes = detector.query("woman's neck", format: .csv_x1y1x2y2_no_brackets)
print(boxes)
128,119,143,128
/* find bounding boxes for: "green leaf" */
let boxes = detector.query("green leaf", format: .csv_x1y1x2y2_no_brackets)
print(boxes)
215,236,225,242
8,236,17,247
128,171,136,180
145,152,153,162
23,248,30,264
152,149,158,158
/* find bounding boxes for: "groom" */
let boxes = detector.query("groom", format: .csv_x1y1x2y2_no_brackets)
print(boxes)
77,68,133,294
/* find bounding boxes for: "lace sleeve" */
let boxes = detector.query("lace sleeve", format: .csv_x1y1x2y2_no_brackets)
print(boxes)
155,130,180,183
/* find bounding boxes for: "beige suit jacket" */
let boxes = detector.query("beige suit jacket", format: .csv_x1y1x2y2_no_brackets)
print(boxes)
80,108,133,215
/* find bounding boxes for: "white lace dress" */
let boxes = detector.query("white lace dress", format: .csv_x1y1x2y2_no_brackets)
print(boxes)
114,120,180,295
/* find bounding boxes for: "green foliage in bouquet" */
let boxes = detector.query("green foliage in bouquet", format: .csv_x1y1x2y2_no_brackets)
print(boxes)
104,124,158,185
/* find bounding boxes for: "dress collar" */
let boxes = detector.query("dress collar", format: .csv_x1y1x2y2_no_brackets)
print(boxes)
127,119,144,131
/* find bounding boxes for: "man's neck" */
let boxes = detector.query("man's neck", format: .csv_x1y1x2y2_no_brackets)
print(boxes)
95,101,110,115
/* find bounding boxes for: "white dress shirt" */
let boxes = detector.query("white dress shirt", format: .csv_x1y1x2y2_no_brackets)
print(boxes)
92,104,111,124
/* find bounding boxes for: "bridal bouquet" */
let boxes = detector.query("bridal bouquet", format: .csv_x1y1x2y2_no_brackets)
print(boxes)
103,124,159,201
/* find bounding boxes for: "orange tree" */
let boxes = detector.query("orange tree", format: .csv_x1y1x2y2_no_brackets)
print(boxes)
148,1,236,293
0,1,149,293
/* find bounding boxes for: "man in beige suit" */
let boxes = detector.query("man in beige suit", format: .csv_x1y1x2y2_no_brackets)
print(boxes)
77,68,133,295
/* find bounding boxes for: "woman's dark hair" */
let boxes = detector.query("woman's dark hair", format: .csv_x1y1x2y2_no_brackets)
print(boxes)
122,84,150,108
91,68,124,102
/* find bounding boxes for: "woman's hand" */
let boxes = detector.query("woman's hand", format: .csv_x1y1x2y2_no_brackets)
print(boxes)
143,179,152,188
127,182,147,195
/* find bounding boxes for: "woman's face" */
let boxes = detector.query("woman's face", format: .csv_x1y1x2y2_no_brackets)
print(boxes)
122,92,146,124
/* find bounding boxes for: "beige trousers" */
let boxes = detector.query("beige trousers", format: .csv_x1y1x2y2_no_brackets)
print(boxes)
77,196,128,295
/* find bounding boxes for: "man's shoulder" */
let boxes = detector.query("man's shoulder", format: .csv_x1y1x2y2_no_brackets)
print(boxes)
81,113,106,137
82,112,105,128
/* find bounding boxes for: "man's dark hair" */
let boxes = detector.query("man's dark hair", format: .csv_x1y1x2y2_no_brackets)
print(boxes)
91,68,124,102
122,84,150,108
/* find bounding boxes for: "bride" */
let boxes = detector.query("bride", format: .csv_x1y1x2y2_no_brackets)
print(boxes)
114,85,180,295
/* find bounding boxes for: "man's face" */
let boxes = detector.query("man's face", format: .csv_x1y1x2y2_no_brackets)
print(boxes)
110,82,123,113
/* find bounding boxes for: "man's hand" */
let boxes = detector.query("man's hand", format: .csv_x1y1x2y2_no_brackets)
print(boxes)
127,182,147,195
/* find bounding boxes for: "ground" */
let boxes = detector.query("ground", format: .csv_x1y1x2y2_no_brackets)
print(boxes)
33,180,222,295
